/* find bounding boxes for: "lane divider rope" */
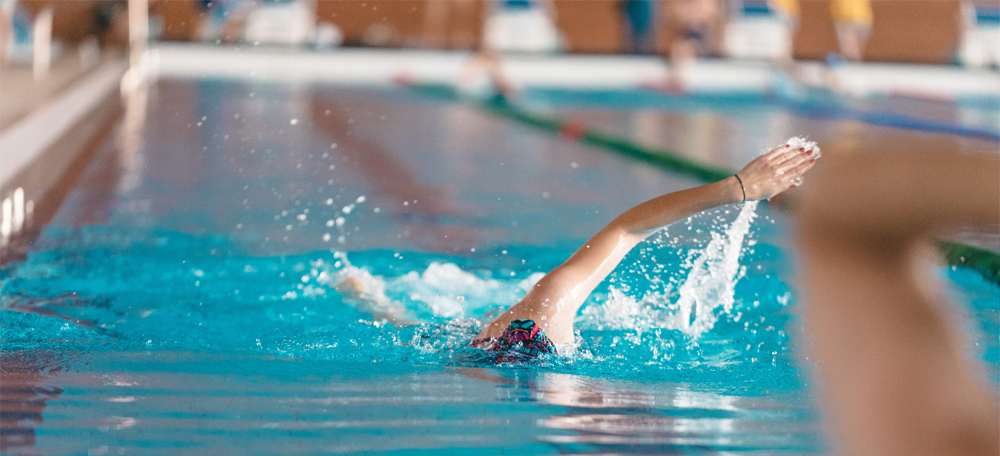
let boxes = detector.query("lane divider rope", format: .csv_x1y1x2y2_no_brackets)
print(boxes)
406,82,1000,286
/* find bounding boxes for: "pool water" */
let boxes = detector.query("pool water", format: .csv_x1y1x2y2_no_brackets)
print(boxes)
1,79,997,455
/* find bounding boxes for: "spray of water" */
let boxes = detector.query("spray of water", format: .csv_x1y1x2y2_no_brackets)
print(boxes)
668,201,758,336
592,136,820,338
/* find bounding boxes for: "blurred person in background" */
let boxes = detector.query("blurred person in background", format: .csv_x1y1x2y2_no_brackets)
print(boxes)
830,0,872,63
0,0,11,54
198,0,255,44
0,0,36,65
620,0,657,55
422,0,478,50
664,0,720,92
958,0,1000,69
455,47,518,100
767,0,803,96
770,0,799,68
242,0,315,46
453,0,561,101
91,0,128,48
720,0,801,94
0,0,16,65
1,0,131,67
482,0,560,54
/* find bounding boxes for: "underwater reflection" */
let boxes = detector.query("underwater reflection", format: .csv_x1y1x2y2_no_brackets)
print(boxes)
449,367,814,453
0,352,64,454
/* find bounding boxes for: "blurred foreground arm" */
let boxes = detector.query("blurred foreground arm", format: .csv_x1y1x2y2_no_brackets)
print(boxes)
798,151,1000,456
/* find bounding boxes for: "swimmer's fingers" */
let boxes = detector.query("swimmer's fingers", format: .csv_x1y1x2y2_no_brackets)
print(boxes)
780,158,817,187
771,146,812,166
777,152,811,175
763,144,794,162
738,144,815,199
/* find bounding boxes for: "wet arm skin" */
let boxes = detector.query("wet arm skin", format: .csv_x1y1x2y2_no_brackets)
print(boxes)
798,150,999,456
476,144,816,344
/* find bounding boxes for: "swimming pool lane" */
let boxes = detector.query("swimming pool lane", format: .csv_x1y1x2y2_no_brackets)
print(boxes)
2,79,996,455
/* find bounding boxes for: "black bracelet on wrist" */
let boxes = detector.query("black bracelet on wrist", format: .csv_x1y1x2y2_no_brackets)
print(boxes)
733,174,746,202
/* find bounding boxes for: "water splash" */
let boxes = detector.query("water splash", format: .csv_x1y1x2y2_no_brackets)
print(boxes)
313,252,545,323
669,201,758,336
581,203,761,339
785,136,821,186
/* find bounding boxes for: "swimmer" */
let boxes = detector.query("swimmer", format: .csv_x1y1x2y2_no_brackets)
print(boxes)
336,142,817,360
664,0,720,92
456,48,519,101
471,142,817,359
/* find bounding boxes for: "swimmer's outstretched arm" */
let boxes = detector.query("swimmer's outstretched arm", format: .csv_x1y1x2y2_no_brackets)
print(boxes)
476,144,817,344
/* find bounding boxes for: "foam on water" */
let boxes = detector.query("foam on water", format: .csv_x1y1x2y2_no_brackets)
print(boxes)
325,252,546,322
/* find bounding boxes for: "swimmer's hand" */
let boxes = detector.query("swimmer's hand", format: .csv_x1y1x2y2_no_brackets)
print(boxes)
736,144,817,201
335,276,417,327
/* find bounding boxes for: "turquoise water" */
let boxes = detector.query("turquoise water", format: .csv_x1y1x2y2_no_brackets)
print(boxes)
1,80,997,455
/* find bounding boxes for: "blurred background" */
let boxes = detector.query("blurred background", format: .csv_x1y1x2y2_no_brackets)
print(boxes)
3,0,999,61
3,0,998,133
2,0,998,62
1,0,999,301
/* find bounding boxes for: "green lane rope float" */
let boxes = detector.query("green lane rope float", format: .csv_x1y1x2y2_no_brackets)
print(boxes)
406,83,1000,286
939,240,1000,285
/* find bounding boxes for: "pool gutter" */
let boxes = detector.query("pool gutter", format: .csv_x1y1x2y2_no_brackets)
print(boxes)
150,44,1000,101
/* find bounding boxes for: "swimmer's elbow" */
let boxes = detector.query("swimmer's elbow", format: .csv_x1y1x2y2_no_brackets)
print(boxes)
609,217,656,242
539,264,585,292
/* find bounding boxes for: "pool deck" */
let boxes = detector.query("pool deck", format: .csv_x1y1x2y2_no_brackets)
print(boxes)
151,44,1000,100
0,57,125,261
1,52,98,130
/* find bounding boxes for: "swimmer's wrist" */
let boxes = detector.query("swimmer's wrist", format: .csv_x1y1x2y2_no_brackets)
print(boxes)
721,175,746,204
